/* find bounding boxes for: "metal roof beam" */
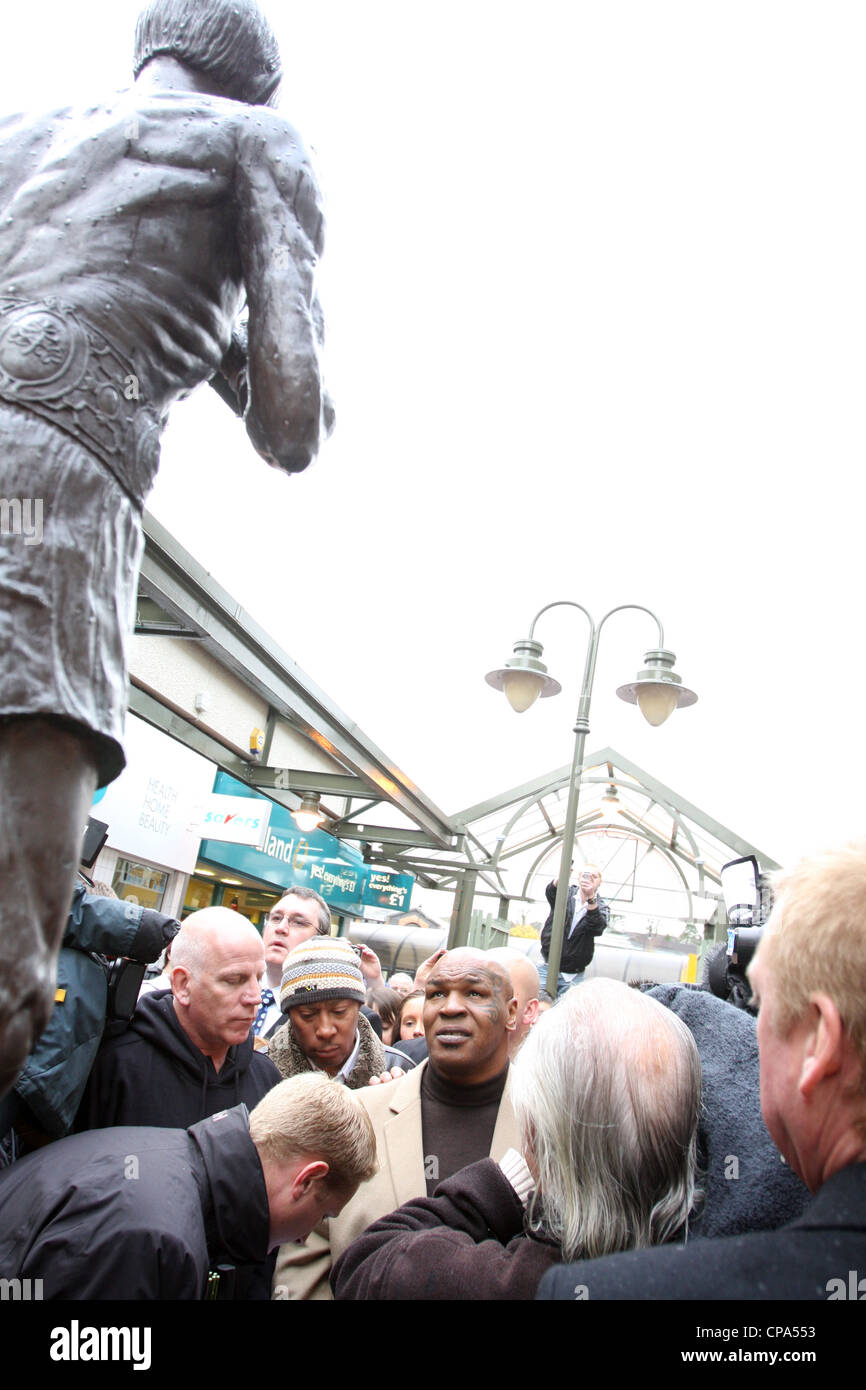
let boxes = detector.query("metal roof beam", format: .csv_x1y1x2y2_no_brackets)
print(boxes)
328,799,383,829
454,744,779,869
327,824,465,852
453,770,574,828
249,767,370,799
498,812,603,864
618,810,721,886
128,682,249,776
602,748,781,870
385,857,487,874
139,514,456,849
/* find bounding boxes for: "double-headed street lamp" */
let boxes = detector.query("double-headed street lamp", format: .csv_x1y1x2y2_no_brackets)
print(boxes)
486,602,697,989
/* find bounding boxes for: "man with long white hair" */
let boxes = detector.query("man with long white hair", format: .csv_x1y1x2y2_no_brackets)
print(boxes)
330,978,701,1299
540,842,866,1300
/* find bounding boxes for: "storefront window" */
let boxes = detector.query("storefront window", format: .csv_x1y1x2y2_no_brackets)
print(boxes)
112,857,169,911
183,867,280,926
218,886,280,926
183,877,217,916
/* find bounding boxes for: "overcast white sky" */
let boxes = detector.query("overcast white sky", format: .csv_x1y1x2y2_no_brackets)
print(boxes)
6,1,866,872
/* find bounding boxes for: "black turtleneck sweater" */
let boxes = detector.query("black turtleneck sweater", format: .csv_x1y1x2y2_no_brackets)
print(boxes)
420,1060,509,1195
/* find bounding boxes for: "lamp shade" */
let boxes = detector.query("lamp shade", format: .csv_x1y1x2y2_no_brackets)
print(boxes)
502,668,546,712
635,683,680,726
616,649,697,727
292,792,324,832
485,637,561,713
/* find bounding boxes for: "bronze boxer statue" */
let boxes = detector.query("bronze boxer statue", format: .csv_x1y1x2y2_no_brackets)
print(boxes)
0,0,333,1096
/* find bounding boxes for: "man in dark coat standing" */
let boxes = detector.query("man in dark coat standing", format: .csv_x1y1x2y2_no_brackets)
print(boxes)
539,863,609,997
538,842,866,1300
0,1074,377,1299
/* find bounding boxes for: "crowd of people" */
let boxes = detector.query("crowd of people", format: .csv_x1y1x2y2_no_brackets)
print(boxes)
1,0,862,1318
1,841,865,1302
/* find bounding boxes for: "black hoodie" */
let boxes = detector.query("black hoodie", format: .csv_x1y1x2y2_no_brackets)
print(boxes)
75,989,280,1132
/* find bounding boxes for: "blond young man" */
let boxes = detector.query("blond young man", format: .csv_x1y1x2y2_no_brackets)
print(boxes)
0,1074,376,1298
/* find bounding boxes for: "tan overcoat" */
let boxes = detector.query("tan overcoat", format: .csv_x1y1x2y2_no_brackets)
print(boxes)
272,1060,519,1300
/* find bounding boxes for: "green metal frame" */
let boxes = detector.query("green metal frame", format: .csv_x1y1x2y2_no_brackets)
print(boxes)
133,521,779,936
137,513,456,849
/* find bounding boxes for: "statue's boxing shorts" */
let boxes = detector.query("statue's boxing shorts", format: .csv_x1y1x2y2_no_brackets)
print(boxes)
0,299,163,787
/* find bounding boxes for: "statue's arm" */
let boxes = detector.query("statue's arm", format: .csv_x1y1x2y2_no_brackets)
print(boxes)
233,116,334,472
0,112,53,213
209,320,250,417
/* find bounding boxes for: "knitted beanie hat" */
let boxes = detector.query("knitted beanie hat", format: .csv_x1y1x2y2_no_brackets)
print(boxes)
280,935,365,1010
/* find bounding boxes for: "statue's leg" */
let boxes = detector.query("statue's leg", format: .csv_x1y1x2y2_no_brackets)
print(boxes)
0,718,98,1098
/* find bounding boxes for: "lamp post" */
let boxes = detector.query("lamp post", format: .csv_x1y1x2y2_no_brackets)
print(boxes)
486,602,696,991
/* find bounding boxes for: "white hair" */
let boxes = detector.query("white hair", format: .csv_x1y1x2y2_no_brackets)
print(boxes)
510,979,701,1261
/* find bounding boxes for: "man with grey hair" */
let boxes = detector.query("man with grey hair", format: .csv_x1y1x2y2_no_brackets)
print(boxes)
76,907,280,1131
331,978,701,1299
540,841,866,1300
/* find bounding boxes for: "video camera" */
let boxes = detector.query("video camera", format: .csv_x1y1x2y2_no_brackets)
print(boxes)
707,854,774,1008
77,816,180,1027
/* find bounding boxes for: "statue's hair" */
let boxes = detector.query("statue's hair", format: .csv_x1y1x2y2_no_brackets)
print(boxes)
511,978,702,1261
133,0,282,106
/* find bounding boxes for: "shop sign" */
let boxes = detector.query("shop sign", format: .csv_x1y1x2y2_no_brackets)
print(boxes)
93,716,217,873
198,793,272,847
362,870,415,911
199,773,366,913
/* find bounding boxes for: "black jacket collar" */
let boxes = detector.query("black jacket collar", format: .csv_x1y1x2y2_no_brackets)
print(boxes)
187,1104,270,1266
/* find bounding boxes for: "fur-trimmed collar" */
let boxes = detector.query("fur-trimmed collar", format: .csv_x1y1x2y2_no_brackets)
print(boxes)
268,1009,386,1090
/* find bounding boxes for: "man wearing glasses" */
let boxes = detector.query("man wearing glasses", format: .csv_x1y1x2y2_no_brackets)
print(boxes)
256,889,332,1038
